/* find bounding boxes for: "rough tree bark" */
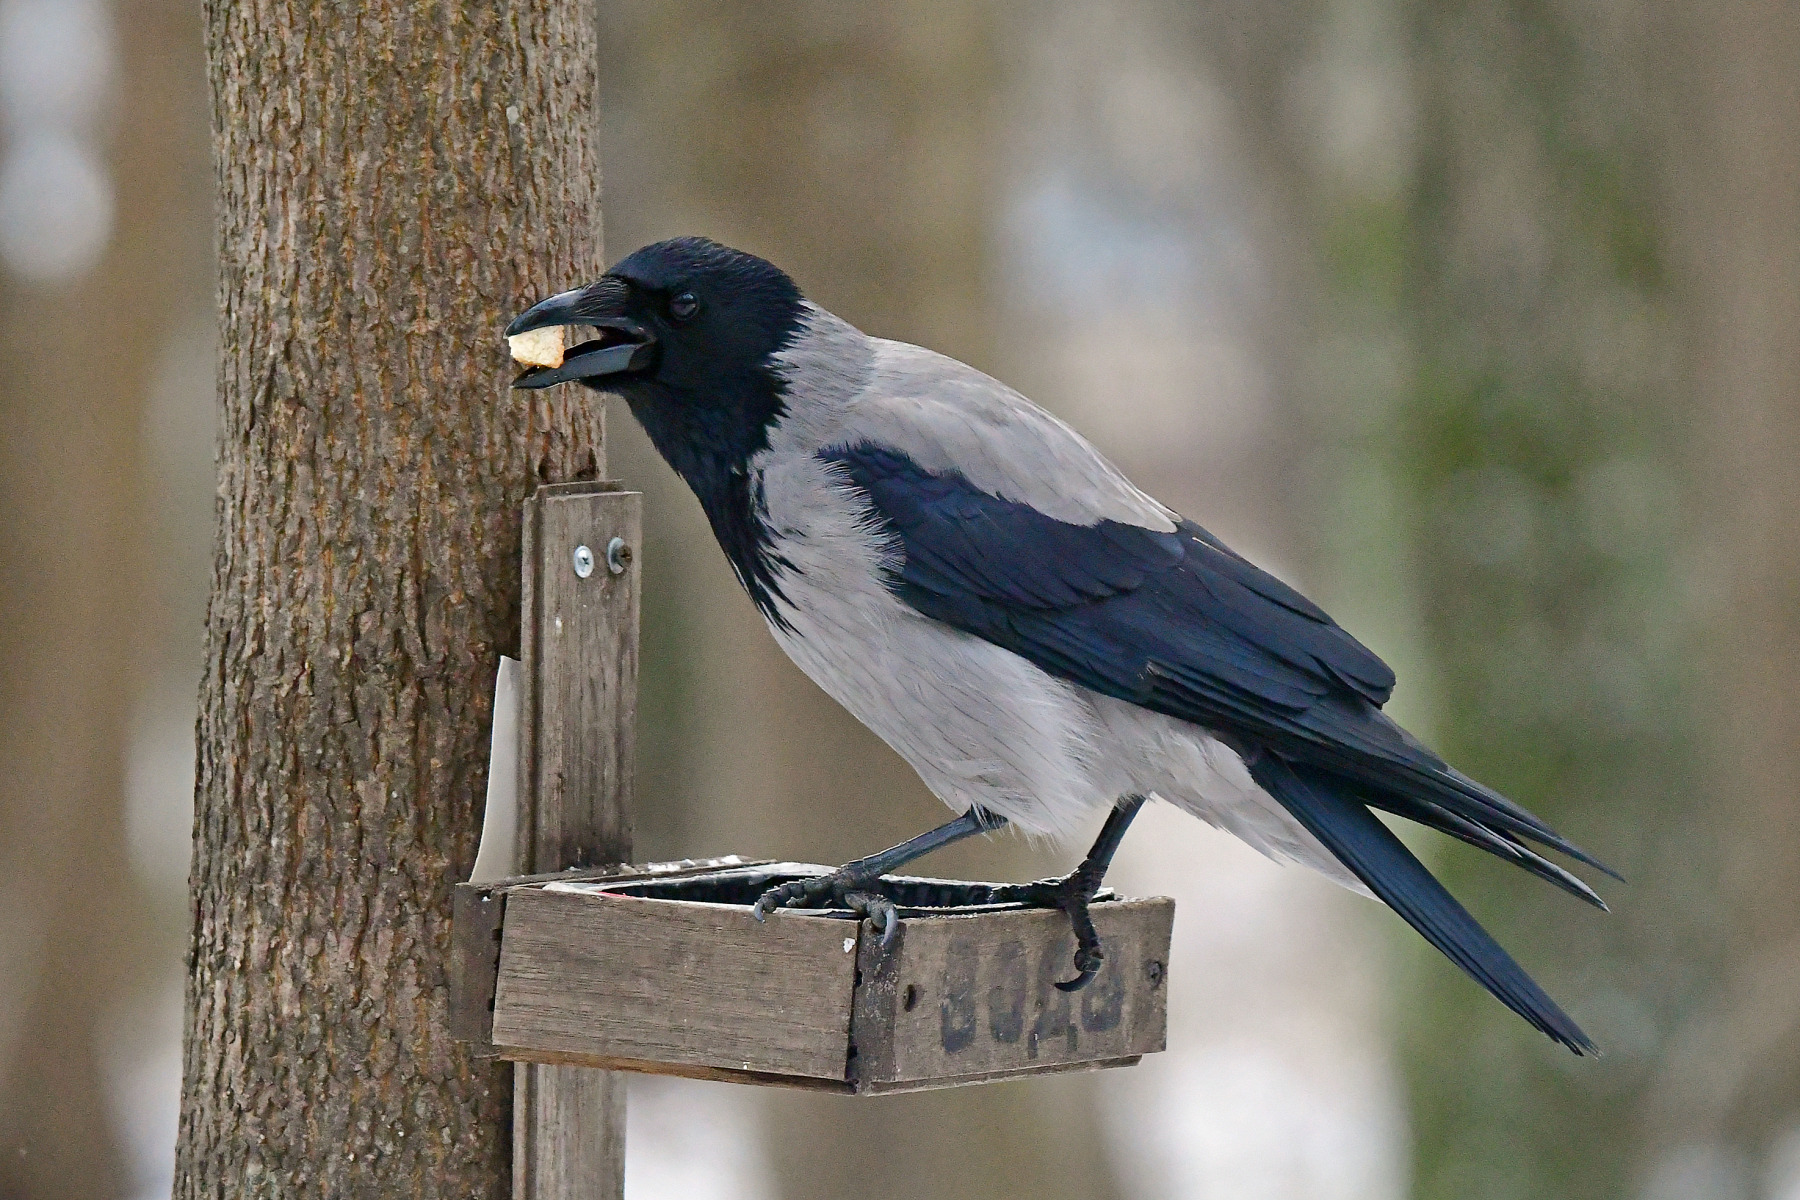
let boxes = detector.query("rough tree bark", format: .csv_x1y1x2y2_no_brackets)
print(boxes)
175,2,605,1196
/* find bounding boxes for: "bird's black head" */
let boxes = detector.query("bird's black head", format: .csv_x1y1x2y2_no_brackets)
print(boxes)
506,237,805,485
507,237,807,621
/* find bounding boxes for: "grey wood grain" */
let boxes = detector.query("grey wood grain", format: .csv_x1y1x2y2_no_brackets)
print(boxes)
514,483,641,1200
488,1049,857,1092
851,899,1173,1088
513,1055,626,1200
492,887,861,1079
852,1056,1146,1096
460,862,856,1089
518,482,641,874
450,857,770,1051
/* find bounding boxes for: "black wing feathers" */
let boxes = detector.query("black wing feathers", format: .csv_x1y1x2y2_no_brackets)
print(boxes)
857,460,1183,610
830,442,1608,873
836,445,1397,707
1370,793,1607,909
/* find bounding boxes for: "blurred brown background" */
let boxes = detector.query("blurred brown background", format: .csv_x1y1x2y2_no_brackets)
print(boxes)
2,0,1795,1197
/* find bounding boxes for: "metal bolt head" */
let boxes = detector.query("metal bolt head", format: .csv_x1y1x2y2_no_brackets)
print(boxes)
572,544,595,578
605,537,631,574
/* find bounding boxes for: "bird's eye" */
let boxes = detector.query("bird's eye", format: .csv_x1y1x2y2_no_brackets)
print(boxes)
669,291,700,322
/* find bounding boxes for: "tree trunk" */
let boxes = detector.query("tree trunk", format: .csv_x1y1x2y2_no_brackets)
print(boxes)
175,3,605,1196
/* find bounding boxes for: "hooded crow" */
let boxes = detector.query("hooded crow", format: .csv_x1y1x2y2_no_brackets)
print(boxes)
508,236,1613,1053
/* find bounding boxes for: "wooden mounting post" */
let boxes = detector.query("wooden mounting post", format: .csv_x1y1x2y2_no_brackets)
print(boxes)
513,480,642,1200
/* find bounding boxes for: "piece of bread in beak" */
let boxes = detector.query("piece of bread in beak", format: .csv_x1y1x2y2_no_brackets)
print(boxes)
507,325,565,369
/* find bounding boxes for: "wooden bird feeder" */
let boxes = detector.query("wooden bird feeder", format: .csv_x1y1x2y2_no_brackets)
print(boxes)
451,858,1174,1093
466,482,1175,1196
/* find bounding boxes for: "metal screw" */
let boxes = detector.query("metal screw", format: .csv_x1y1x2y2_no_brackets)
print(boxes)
605,537,631,574
572,544,595,578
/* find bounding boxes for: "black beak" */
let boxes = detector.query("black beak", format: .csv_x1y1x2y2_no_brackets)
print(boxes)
506,281,658,390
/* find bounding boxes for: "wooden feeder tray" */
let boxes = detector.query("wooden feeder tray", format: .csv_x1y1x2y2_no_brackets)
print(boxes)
453,857,1174,1094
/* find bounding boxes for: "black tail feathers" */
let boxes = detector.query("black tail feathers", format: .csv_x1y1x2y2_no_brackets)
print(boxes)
1248,751,1597,1056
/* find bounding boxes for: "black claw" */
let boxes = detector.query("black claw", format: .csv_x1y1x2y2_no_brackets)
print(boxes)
1057,938,1105,991
1055,966,1099,993
842,890,902,946
869,902,898,945
750,878,817,922
749,870,909,947
991,869,1110,990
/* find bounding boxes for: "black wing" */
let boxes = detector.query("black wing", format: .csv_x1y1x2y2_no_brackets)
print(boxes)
831,445,1396,704
828,443,1607,874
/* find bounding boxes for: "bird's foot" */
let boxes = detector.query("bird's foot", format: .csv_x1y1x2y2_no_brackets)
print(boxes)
989,866,1109,992
750,867,903,946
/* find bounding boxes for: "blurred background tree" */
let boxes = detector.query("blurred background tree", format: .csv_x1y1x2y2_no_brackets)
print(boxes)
1348,3,1797,1197
3,0,1796,1197
0,0,207,1195
1378,3,1700,1196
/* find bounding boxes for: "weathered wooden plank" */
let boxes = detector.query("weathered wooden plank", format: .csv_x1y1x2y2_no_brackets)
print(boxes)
497,1046,1139,1095
514,1055,626,1200
449,885,507,1048
514,482,640,1200
518,482,640,874
852,1056,1145,1096
492,888,861,1079
451,859,759,1051
851,899,1173,1088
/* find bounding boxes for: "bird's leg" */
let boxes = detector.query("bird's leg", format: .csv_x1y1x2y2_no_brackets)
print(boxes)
750,806,1009,945
991,794,1148,992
